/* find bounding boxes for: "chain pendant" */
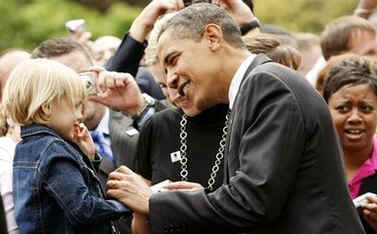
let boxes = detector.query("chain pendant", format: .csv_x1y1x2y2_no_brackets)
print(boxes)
178,111,230,191
179,115,188,181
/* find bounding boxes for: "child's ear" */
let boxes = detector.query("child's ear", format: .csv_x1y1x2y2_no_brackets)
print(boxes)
41,103,52,116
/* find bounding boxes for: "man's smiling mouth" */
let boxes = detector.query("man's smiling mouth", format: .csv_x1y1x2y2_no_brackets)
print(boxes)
178,80,190,97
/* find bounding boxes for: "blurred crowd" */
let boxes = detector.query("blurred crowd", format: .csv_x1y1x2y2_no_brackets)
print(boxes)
2,0,377,234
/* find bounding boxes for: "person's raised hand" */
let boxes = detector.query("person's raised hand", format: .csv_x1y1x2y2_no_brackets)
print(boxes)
212,0,255,27
130,0,185,42
88,67,146,116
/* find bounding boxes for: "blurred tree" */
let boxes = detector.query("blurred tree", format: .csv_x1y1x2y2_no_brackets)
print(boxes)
69,0,148,12
0,0,140,51
119,0,150,7
69,0,114,12
255,0,358,34
0,0,362,52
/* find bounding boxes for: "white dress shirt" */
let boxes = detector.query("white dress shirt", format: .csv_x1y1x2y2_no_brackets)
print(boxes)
228,55,256,110
306,56,326,87
0,136,19,234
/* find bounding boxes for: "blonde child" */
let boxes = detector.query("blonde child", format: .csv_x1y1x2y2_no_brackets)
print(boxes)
2,59,130,234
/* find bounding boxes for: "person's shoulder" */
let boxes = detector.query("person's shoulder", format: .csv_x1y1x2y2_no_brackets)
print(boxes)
150,107,180,123
41,138,82,163
248,62,314,96
140,107,180,134
252,62,303,82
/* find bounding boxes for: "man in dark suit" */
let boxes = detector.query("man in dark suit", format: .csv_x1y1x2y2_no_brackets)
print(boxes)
105,2,365,234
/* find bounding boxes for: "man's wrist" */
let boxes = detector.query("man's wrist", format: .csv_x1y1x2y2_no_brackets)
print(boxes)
122,93,155,117
129,18,152,43
355,1,377,17
132,94,156,130
240,17,260,36
133,105,156,130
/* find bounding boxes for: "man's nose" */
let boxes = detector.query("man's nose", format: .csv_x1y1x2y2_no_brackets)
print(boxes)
166,70,178,89
168,87,179,100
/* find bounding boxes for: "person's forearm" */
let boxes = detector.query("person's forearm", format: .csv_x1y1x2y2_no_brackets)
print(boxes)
129,17,154,44
106,33,145,76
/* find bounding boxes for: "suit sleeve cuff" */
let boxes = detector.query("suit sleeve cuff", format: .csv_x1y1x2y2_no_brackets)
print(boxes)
106,33,146,76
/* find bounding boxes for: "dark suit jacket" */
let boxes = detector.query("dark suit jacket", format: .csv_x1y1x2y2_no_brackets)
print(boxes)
109,110,139,170
148,55,365,234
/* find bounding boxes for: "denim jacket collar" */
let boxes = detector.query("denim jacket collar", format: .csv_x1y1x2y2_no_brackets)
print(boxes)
21,123,62,139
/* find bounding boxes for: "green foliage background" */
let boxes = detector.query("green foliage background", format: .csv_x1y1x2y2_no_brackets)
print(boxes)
0,0,360,52
0,0,140,52
255,0,358,33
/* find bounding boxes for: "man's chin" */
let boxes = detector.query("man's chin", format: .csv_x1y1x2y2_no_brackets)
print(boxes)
195,97,215,113
183,108,201,117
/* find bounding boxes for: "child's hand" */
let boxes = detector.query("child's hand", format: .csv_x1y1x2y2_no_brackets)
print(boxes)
73,123,95,161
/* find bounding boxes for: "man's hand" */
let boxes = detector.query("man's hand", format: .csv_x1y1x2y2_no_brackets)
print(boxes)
130,0,185,42
88,67,145,116
355,0,377,18
358,0,377,11
107,166,152,214
212,0,255,27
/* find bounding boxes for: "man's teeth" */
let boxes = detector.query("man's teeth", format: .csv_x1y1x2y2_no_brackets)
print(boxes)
183,82,189,95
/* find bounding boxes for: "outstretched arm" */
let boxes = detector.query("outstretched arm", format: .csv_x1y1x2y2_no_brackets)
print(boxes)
106,0,184,75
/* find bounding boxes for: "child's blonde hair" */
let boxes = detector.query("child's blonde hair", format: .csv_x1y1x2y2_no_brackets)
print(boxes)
3,59,87,125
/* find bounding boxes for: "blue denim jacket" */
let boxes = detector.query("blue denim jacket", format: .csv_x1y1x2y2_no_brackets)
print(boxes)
13,124,131,234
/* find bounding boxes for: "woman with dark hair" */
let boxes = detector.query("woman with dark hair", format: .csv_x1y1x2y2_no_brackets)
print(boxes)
323,55,377,233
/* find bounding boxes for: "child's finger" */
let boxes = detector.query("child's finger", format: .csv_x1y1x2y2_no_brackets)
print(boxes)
73,123,80,140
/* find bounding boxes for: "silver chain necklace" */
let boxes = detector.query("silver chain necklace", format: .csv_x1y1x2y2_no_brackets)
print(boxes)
179,111,230,191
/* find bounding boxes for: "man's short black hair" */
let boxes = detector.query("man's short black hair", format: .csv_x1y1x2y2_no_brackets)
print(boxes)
31,38,94,65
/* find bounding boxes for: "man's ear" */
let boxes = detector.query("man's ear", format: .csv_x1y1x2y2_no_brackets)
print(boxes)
203,24,223,51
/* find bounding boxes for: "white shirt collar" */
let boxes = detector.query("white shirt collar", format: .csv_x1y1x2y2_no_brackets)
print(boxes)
228,55,256,109
94,108,110,135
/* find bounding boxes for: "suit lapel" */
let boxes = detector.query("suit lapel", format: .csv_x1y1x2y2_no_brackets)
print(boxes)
224,54,272,182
